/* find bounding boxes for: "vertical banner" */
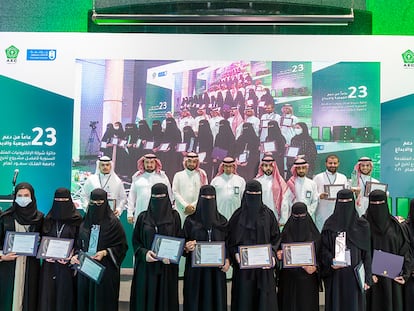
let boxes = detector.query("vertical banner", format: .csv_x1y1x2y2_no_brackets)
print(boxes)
0,75,73,213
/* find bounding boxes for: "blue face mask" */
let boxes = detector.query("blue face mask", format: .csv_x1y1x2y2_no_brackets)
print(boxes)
15,196,32,207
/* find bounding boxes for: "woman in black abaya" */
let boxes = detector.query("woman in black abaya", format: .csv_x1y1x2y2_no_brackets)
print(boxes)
130,183,182,311
277,202,320,311
234,123,261,181
38,188,82,311
228,180,280,311
266,120,286,176
195,119,214,181
403,199,414,310
72,188,128,311
365,190,412,311
320,189,372,311
183,185,229,311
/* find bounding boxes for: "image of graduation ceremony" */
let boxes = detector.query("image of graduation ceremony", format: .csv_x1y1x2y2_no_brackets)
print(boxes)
1,1,414,311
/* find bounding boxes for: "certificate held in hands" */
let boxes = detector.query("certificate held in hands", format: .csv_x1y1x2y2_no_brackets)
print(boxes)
282,242,316,268
372,249,404,279
239,244,273,269
75,251,106,284
3,231,40,256
151,234,185,264
37,236,74,260
192,241,225,267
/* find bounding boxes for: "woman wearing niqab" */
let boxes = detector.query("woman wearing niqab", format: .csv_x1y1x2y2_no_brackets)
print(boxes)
183,185,229,311
234,123,261,181
38,188,82,311
403,199,414,309
365,190,412,311
278,202,321,311
73,188,128,311
320,189,371,311
228,180,280,311
0,182,44,311
130,183,182,311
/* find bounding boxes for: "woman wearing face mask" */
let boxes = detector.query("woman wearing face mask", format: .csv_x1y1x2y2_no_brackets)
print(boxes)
277,202,321,311
183,185,229,311
38,188,82,311
286,122,317,179
0,182,44,311
70,188,128,311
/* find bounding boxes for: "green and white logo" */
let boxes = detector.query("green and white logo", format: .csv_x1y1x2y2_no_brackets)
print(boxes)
5,45,19,63
402,49,414,68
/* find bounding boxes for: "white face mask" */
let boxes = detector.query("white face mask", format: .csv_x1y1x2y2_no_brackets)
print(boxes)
15,196,32,207
294,128,303,135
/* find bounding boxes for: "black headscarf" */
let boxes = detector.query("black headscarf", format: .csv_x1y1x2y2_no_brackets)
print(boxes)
43,188,82,233
164,117,182,144
193,185,226,230
282,202,320,243
147,183,174,226
406,198,414,235
239,180,264,230
151,120,164,147
138,119,152,141
196,119,214,152
79,188,127,260
366,190,392,235
2,182,43,225
323,189,370,251
214,119,235,150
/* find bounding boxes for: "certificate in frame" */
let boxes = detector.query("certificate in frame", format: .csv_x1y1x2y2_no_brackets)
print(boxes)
192,241,225,267
76,251,106,284
285,146,299,158
176,143,187,153
3,231,40,256
158,143,170,152
239,244,273,269
262,141,276,153
144,141,155,150
37,236,74,260
238,152,249,164
364,182,388,197
281,117,293,127
151,234,185,264
324,184,345,200
282,242,316,268
108,199,117,212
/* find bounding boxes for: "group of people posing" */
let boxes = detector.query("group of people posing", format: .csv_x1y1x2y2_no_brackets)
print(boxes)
1,150,413,311
98,100,317,185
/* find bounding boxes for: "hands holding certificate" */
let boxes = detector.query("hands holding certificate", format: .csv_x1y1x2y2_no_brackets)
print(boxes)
0,252,18,261
145,250,171,264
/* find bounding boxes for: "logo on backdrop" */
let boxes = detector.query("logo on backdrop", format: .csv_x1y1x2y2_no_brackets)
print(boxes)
26,49,57,61
5,45,19,63
402,49,414,69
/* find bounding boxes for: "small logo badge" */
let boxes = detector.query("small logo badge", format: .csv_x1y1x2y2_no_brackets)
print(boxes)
5,45,19,63
402,49,414,68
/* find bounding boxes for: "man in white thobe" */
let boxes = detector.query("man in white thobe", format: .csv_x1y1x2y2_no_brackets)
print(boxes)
210,157,246,220
255,154,287,224
127,154,172,224
350,156,380,217
280,158,318,227
172,152,208,223
259,103,281,143
313,154,349,231
81,156,126,216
